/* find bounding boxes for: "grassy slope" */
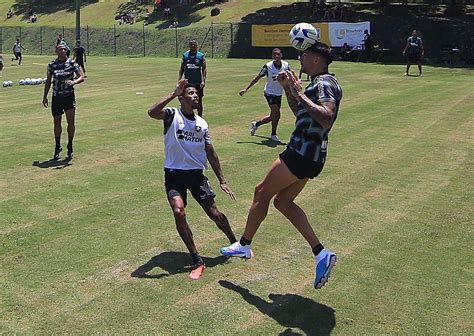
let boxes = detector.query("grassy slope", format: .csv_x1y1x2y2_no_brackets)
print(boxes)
0,57,473,334
0,0,307,28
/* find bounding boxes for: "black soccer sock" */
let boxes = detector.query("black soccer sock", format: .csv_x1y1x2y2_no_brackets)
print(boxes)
55,136,61,149
255,121,263,128
67,137,74,150
229,236,237,244
191,252,203,266
240,236,252,246
312,244,324,256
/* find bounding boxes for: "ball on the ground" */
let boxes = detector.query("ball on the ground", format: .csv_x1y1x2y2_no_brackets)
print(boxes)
289,22,320,51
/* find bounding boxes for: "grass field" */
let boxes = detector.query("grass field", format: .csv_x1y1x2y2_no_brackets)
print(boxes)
0,56,473,334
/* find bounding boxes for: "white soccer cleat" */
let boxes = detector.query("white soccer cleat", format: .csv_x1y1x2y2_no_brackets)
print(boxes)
270,135,281,143
250,121,258,136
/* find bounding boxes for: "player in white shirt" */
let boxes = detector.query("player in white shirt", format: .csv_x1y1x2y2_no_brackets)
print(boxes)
147,79,238,280
239,48,290,143
11,38,27,65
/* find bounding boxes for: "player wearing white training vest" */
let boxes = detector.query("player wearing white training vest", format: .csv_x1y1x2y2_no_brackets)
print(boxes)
239,48,290,143
148,79,238,280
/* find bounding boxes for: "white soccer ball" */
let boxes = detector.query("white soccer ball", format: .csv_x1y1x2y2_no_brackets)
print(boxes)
25,78,31,85
19,79,25,85
289,22,320,51
2,81,8,87
8,81,13,87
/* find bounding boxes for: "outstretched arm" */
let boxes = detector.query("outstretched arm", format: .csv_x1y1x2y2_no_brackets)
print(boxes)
205,143,236,201
239,74,264,96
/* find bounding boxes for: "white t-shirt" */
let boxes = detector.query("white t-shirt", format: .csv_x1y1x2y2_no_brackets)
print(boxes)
162,107,211,170
259,60,290,96
13,42,22,53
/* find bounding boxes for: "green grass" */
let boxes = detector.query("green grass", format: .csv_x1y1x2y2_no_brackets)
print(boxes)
0,0,308,28
0,56,473,334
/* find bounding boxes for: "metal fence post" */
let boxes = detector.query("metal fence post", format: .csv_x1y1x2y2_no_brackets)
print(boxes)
40,26,43,55
230,23,233,47
86,25,90,56
19,26,22,42
175,26,178,58
114,24,117,56
211,22,214,58
143,23,146,57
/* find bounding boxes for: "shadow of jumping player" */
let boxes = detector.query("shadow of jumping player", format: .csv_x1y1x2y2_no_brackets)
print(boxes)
131,251,228,280
219,280,336,335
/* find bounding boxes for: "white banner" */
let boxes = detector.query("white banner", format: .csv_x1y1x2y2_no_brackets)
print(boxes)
328,22,370,48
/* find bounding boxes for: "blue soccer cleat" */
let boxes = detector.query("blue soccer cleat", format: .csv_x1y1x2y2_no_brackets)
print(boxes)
314,249,337,289
220,241,254,259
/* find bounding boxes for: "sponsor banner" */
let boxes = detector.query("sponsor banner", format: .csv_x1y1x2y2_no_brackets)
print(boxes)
252,23,330,47
328,21,370,48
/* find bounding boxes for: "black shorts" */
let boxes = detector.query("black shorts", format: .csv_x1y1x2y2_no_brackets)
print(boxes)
51,94,76,116
279,147,325,179
264,93,282,108
196,86,204,98
76,59,85,71
164,169,215,206
407,53,422,63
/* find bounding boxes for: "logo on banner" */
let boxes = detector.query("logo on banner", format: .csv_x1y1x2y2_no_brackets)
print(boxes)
335,29,346,40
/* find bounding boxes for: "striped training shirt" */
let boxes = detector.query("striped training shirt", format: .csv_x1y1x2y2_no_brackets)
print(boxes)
287,73,343,163
47,58,81,97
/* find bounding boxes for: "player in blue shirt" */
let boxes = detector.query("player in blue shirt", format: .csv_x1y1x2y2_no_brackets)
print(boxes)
178,40,207,117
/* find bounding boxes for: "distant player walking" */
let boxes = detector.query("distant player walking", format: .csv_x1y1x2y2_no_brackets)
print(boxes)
221,42,343,290
240,48,290,143
178,40,206,117
43,45,85,160
73,40,87,77
11,38,27,65
403,29,424,76
147,79,238,280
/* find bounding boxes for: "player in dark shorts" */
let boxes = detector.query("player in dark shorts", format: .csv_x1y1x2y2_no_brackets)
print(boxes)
240,48,290,143
221,42,343,290
43,45,85,160
402,29,425,76
73,40,87,78
147,79,238,280
178,40,207,117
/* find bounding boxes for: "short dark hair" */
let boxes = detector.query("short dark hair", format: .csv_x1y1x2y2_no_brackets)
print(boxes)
180,83,197,96
305,41,333,65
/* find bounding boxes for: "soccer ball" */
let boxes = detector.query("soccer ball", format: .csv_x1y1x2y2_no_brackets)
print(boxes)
19,79,25,85
289,22,319,51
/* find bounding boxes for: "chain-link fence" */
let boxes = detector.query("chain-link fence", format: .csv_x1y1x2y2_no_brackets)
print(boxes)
0,23,245,58
1,21,473,63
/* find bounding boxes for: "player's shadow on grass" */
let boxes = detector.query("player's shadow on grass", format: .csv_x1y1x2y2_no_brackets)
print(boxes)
131,251,228,280
219,280,336,336
32,158,72,169
236,135,286,148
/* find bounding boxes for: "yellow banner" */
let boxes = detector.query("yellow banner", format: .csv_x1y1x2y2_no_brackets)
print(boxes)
252,23,330,47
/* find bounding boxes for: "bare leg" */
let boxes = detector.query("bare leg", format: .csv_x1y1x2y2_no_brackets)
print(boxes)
168,196,198,254
201,198,237,243
269,104,281,135
273,178,320,248
53,115,62,138
242,157,300,241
